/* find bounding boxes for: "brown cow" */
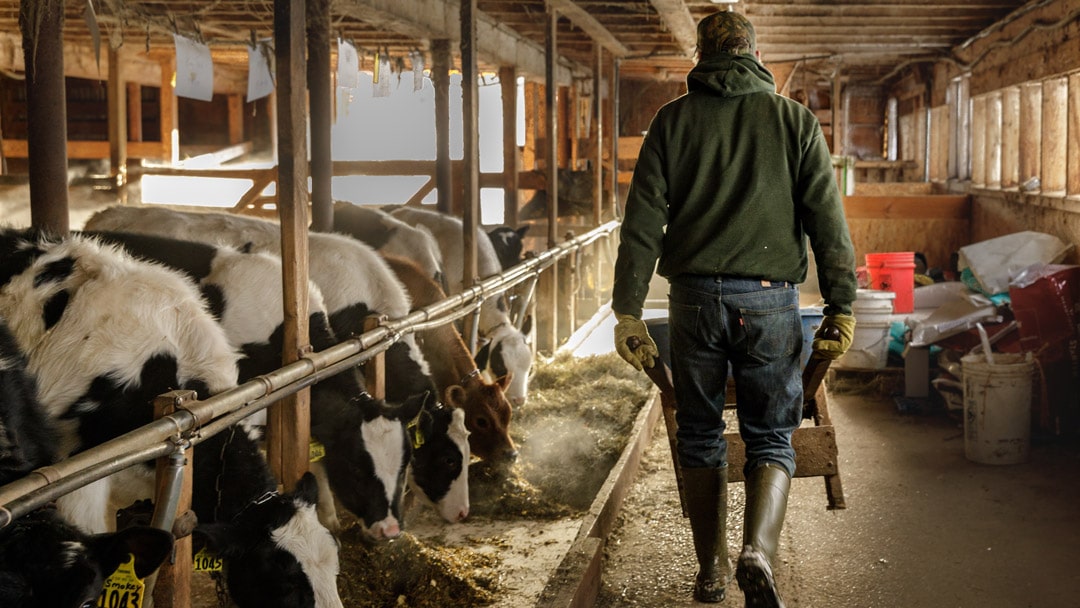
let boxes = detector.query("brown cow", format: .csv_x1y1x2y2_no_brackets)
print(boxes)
382,254,518,464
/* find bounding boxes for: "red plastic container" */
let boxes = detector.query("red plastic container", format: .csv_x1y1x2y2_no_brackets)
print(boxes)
865,252,916,313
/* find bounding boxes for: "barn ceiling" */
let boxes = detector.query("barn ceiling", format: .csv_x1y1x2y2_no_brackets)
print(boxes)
0,0,1030,89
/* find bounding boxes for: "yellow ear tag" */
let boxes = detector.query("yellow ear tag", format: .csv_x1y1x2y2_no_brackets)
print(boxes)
309,439,327,463
193,546,224,572
406,416,425,450
97,553,145,608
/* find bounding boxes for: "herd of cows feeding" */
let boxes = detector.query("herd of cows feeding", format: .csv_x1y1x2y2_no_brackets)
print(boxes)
0,203,547,607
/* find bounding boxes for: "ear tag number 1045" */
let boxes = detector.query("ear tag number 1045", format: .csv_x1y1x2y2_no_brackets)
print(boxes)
97,554,144,608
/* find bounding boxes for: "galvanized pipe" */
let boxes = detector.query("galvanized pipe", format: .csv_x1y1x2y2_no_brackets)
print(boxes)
0,221,619,528
150,449,188,532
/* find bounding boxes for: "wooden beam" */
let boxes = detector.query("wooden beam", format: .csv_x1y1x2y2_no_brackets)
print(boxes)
592,44,603,226
548,0,630,57
648,0,698,59
270,0,311,493
127,82,143,142
1069,74,1080,197
339,0,578,84
541,2,560,354
842,195,971,220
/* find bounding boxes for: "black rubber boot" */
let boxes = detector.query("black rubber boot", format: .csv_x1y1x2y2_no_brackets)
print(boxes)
737,463,790,608
682,467,731,603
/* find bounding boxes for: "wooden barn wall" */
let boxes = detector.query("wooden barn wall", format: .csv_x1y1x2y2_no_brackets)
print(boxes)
970,192,1080,266
618,79,684,137
844,199,971,272
843,86,886,160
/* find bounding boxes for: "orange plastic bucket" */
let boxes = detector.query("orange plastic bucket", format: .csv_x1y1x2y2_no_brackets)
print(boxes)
865,252,916,313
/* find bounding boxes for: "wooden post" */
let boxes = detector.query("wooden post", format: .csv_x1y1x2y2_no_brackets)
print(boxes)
831,71,843,155
160,55,179,165
227,94,243,146
1018,82,1041,185
432,39,452,215
1001,87,1020,189
461,0,481,344
609,56,619,217
20,0,69,233
542,3,560,352
270,0,311,493
1041,77,1067,193
985,92,1001,188
307,0,333,232
971,95,986,187
500,65,519,227
592,45,603,226
108,46,128,202
363,316,387,399
523,81,538,171
1069,74,1080,197
127,82,143,143
150,391,196,608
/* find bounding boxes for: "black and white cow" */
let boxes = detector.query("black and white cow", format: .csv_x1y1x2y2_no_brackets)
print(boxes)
331,201,445,290
0,228,344,608
87,230,470,531
487,224,530,270
385,205,535,407
83,206,435,406
0,316,175,608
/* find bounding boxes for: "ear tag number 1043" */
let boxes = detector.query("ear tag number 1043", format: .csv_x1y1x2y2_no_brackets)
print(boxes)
97,554,144,608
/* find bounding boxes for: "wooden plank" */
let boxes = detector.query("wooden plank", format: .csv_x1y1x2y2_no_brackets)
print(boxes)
1070,74,1080,197
432,39,452,215
150,391,195,608
1041,77,1067,193
160,55,178,164
107,46,127,189
461,0,481,345
842,195,971,220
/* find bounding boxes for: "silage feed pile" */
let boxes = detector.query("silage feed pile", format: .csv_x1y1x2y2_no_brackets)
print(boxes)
470,351,655,516
335,350,654,606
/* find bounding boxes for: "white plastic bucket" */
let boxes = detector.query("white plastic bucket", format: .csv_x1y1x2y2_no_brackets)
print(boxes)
853,288,896,324
834,319,891,369
961,353,1034,465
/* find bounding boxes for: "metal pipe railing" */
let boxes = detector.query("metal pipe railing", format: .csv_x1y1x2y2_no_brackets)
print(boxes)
0,220,620,528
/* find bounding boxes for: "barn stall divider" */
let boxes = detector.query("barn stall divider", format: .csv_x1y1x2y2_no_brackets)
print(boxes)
0,219,620,607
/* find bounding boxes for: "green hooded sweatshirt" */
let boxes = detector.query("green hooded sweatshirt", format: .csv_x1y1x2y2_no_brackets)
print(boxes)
611,54,857,318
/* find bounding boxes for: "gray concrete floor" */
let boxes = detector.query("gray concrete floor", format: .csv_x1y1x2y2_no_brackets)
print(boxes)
595,379,1080,607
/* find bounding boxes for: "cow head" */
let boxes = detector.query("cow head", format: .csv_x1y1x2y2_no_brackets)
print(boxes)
444,373,517,464
486,225,529,270
319,391,426,542
193,472,343,608
475,316,533,408
0,509,173,608
408,403,470,523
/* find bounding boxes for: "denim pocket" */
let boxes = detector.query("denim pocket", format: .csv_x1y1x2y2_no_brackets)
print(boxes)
727,289,800,364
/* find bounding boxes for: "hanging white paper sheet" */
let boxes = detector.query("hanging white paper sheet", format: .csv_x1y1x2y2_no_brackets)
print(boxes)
247,41,274,102
173,34,214,101
337,39,359,89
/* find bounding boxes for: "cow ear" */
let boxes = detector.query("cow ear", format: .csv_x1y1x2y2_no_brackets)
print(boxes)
520,314,533,336
443,385,467,409
474,341,491,369
291,471,321,507
399,391,427,422
517,225,530,237
91,525,174,579
496,372,513,391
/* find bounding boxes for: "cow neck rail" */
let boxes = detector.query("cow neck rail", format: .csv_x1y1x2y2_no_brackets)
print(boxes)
0,220,620,527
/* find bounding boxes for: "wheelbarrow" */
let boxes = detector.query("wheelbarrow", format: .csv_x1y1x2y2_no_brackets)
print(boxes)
629,322,847,514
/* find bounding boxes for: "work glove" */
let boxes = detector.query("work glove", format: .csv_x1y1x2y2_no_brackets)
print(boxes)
613,313,659,371
812,313,856,360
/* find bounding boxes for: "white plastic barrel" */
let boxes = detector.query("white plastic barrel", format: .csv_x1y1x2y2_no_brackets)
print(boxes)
961,353,1034,465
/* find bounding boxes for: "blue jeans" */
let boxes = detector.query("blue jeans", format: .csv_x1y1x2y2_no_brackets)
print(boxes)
667,275,802,477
